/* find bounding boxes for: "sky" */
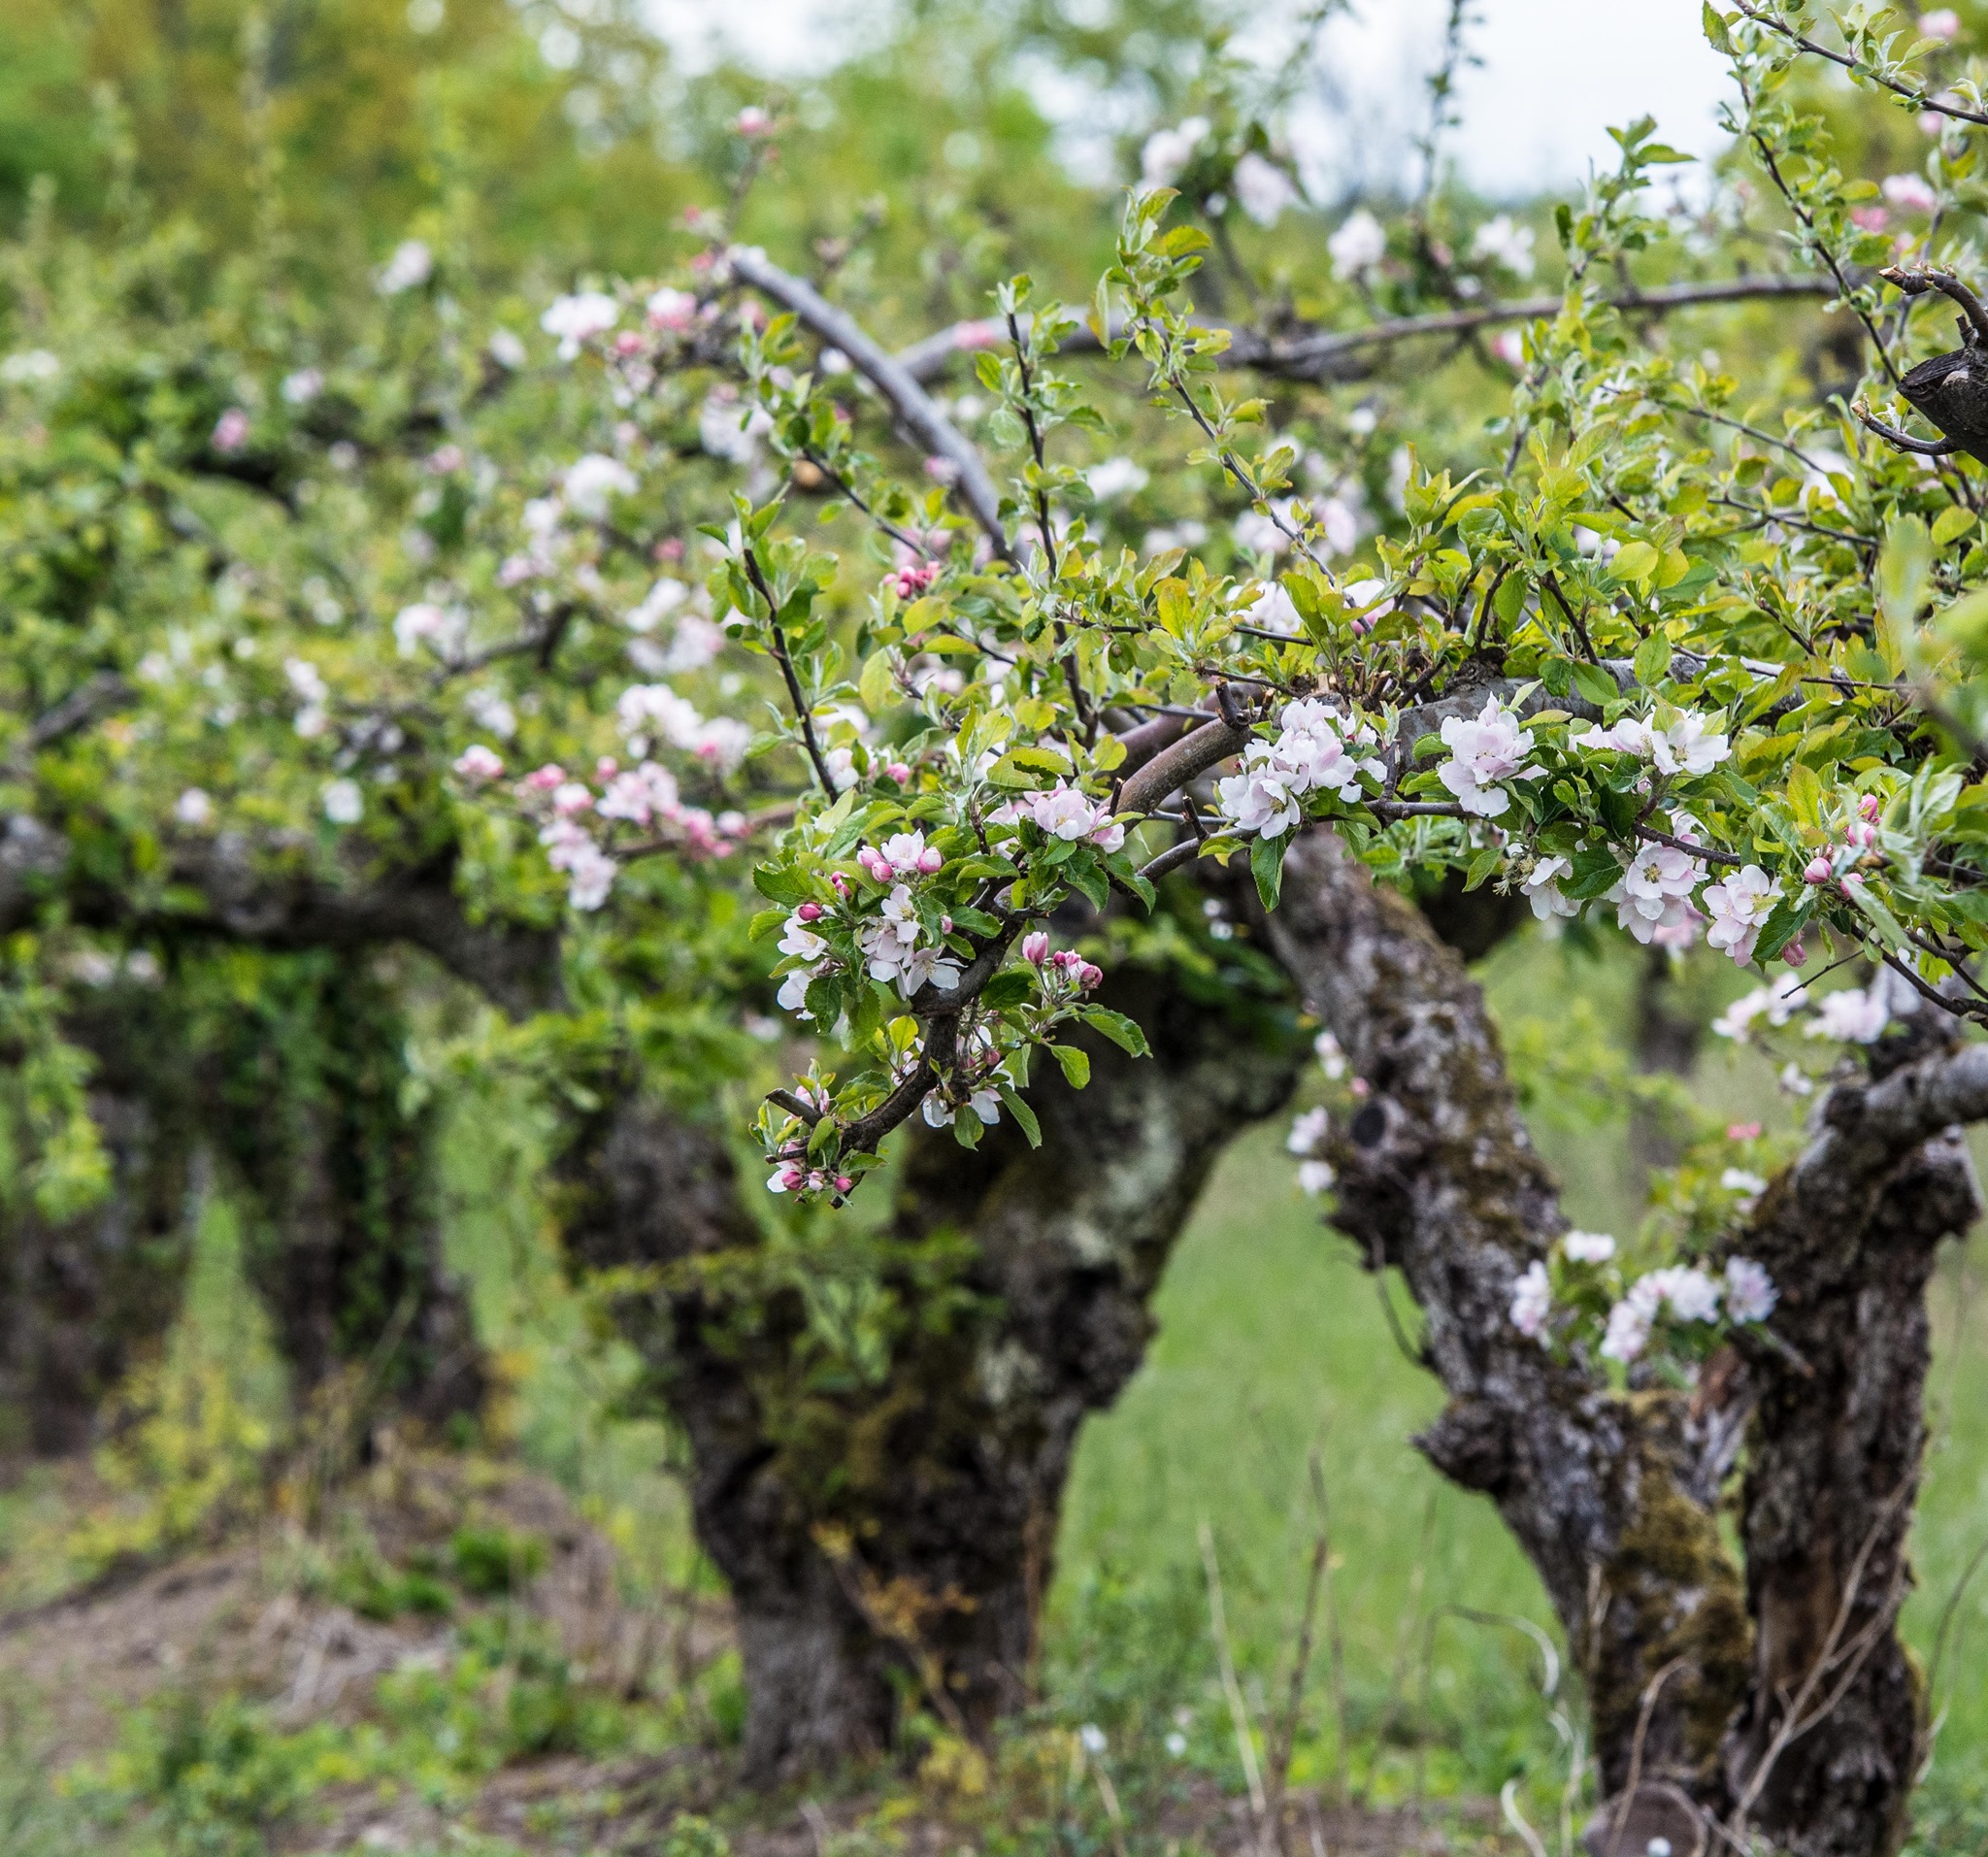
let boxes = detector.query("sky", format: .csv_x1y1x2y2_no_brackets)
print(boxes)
643,0,1738,198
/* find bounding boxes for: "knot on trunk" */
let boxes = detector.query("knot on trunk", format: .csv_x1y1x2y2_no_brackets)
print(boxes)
1414,1393,1512,1494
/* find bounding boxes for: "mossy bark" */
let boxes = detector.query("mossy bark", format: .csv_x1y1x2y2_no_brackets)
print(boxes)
1257,832,1751,1799
557,954,1305,1784
1259,831,1977,1857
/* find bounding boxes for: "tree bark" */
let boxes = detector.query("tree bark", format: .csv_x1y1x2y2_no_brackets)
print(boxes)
1720,1013,1983,1856
1257,832,1986,1857
1254,831,1751,1801
556,945,1307,1783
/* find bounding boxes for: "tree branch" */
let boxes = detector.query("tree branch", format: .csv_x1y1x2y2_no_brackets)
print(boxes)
725,245,1014,563
895,277,1831,386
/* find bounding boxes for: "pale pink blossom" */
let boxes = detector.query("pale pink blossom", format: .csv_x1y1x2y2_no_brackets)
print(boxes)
1703,864,1776,965
1509,1260,1552,1343
1438,697,1541,818
452,745,505,782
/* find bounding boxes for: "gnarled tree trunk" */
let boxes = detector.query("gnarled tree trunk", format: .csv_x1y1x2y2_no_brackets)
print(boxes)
558,948,1306,1782
1257,830,1982,1857
0,991,202,1462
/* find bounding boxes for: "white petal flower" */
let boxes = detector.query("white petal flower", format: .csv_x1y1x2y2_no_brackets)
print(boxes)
1233,152,1298,226
1140,117,1209,188
541,290,619,358
1509,1260,1552,1343
377,239,433,295
1562,1230,1615,1263
1329,209,1386,280
1703,864,1777,965
322,779,364,824
1470,214,1537,279
1806,986,1890,1044
1724,1257,1777,1323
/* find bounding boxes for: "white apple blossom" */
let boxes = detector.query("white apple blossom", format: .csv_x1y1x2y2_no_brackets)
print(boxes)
1612,841,1705,946
1470,214,1537,278
175,787,214,826
1806,985,1891,1044
322,779,364,824
1648,1264,1722,1322
0,348,60,384
281,368,324,406
1437,697,1540,818
1919,9,1962,42
487,328,527,369
1881,172,1939,214
464,686,517,739
1329,209,1386,280
922,1081,1004,1128
1313,1031,1347,1078
1296,1159,1337,1196
1287,1106,1330,1154
1085,456,1149,500
1702,864,1777,965
1724,1257,1778,1323
1522,854,1577,920
393,602,453,656
1563,1230,1616,1263
646,286,699,331
1233,152,1298,226
699,389,773,464
376,239,433,295
1577,711,1730,777
563,453,638,520
1140,116,1209,188
541,290,618,358
1024,783,1124,850
1601,1294,1653,1364
1509,1260,1552,1342
1712,972,1809,1041
452,745,505,783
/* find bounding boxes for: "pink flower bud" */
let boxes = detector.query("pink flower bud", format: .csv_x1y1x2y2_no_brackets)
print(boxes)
735,105,773,137
1078,962,1104,989
1727,1121,1762,1142
655,538,684,562
1858,793,1881,822
857,847,889,880
796,902,823,922
1840,873,1865,896
917,846,944,874
835,1176,854,1194
526,764,566,791
596,757,619,781
613,330,645,355
831,872,850,897
1804,856,1833,884
1349,1077,1371,1099
1783,941,1807,967
941,913,954,933
886,762,911,784
1052,948,1080,972
1847,820,1878,848
1022,932,1049,965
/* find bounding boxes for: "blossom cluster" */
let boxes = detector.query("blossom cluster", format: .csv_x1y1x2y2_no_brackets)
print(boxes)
1508,1225,1777,1369
456,749,746,911
1216,698,1386,835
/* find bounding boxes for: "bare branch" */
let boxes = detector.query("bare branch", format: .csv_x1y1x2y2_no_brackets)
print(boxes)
725,245,1013,562
895,277,1831,386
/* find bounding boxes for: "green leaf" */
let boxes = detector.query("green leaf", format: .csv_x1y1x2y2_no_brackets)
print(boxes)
752,864,812,907
1065,853,1110,912
1050,1044,1092,1089
859,649,897,714
980,968,1037,1011
1251,831,1290,910
1572,661,1621,708
1079,1008,1152,1058
1934,505,1976,549
1632,631,1673,689
1785,760,1824,829
1610,540,1659,583
748,907,787,943
1564,845,1624,902
1752,897,1809,966
1879,513,1934,648
1702,2,1734,54
998,1083,1043,1148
